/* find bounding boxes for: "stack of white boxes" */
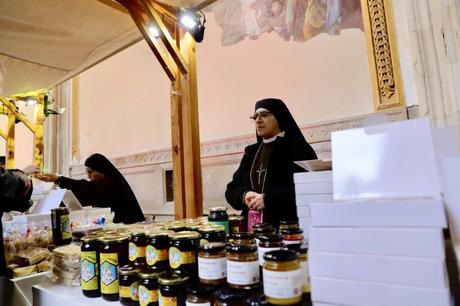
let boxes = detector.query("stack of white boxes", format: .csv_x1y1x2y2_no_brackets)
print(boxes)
294,170,333,241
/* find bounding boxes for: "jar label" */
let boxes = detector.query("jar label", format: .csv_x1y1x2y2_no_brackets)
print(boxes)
120,285,131,298
169,247,196,269
139,285,159,306
129,242,146,262
300,260,310,293
263,268,302,299
100,252,119,294
146,245,168,265
227,259,259,285
81,251,98,290
209,221,229,234
198,256,227,280
283,240,302,245
60,214,71,240
258,246,281,266
186,302,210,306
131,281,139,301
160,294,177,306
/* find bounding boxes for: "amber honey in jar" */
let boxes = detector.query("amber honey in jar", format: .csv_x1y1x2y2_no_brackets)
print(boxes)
226,244,259,289
99,235,127,301
198,242,226,285
263,250,302,305
198,225,226,246
228,232,256,245
129,231,147,268
257,234,284,267
169,231,200,277
280,228,304,245
119,265,140,306
138,270,160,306
146,231,171,271
159,271,190,306
228,215,246,234
208,207,229,234
81,235,101,297
51,207,71,246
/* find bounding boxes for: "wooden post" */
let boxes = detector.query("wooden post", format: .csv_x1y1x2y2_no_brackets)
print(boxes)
34,96,45,168
6,110,15,169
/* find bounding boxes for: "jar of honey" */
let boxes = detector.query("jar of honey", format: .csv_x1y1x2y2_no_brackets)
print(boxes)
226,244,259,289
129,231,147,269
138,270,160,306
146,231,171,271
119,265,140,306
169,231,200,277
81,235,100,298
198,242,226,285
51,207,71,246
158,271,190,306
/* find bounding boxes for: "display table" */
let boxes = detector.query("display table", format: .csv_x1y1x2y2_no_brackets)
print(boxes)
0,272,51,306
33,282,114,306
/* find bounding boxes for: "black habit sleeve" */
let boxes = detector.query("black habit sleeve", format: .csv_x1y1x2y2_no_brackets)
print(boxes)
225,146,255,211
57,176,114,208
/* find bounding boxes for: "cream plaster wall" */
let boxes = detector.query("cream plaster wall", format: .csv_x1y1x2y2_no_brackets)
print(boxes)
78,16,373,159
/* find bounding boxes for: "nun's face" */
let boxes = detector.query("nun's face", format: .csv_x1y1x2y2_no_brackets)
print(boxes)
85,167,104,181
253,108,281,139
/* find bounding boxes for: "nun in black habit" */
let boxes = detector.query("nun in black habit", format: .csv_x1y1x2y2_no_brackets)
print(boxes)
36,153,145,224
225,98,317,229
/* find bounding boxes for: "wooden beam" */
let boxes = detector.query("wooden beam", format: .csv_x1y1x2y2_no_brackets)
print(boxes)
0,129,6,140
193,0,219,11
0,96,35,133
33,96,45,168
96,0,129,14
6,111,15,169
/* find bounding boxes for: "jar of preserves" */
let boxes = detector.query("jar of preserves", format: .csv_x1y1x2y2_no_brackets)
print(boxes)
129,231,147,268
213,287,248,306
198,242,226,285
228,232,255,245
226,244,259,289
51,207,71,246
198,226,226,245
208,207,229,234
263,250,302,305
253,226,275,246
146,231,171,271
278,221,298,232
138,270,160,306
280,228,304,245
159,271,190,306
257,234,284,267
99,235,127,301
119,265,140,306
186,284,215,306
81,235,101,298
169,231,200,276
228,215,246,234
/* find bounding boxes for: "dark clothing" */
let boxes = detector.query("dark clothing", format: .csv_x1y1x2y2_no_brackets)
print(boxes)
58,175,144,224
251,142,274,193
225,136,317,229
0,168,32,276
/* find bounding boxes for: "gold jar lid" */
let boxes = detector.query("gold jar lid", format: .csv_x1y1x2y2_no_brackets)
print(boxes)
130,230,147,236
98,234,130,243
169,231,200,240
146,230,173,238
139,270,160,279
229,215,245,221
158,271,190,285
209,206,227,212
119,265,140,276
81,235,100,242
199,225,225,233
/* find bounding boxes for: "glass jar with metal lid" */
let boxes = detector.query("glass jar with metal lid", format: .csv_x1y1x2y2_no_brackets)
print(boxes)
228,215,246,234
159,271,190,306
119,265,140,306
169,231,200,276
280,228,304,245
138,270,160,306
263,250,302,305
257,234,284,267
199,225,226,245
146,231,171,271
81,235,101,298
278,221,299,232
208,207,229,234
284,243,310,298
251,223,271,231
228,232,255,245
186,283,215,306
198,242,226,285
226,244,259,289
213,287,248,306
129,230,147,268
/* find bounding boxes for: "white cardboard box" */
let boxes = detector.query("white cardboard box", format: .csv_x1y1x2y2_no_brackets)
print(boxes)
311,277,452,306
309,227,445,259
297,206,310,218
296,194,334,207
310,198,447,228
294,171,332,183
309,252,448,289
295,182,333,195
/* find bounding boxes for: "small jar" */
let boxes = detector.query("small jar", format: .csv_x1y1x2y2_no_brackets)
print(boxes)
119,265,140,306
280,228,304,245
81,235,101,298
198,242,226,285
169,231,200,276
278,221,299,232
228,232,255,245
159,271,190,306
228,216,246,234
257,234,284,267
226,244,259,289
298,244,310,297
253,226,276,246
99,235,126,301
263,250,302,305
199,226,226,245
186,284,215,306
51,207,71,246
208,207,229,234
146,231,171,271
138,270,160,306
213,287,248,306
129,231,147,268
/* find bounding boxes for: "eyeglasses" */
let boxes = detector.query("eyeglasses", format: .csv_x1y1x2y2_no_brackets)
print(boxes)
250,111,272,121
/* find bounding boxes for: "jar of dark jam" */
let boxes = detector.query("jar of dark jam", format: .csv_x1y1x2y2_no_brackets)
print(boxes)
226,244,259,290
213,286,248,306
129,231,147,268
280,228,304,245
208,207,229,234
279,220,299,232
119,265,140,306
199,226,226,245
138,270,160,306
186,283,215,306
198,242,226,285
228,232,256,245
169,231,200,277
228,216,246,234
51,207,71,246
158,271,190,306
146,231,171,271
81,235,101,298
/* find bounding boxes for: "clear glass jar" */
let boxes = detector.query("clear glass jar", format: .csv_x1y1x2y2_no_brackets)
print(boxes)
226,244,259,289
81,235,101,298
278,220,299,232
138,270,160,306
280,228,304,245
146,231,171,271
208,207,229,234
262,250,302,305
257,234,284,267
228,215,246,234
129,231,147,269
169,231,200,277
198,226,226,245
158,271,190,306
228,232,256,245
119,265,140,306
198,242,226,285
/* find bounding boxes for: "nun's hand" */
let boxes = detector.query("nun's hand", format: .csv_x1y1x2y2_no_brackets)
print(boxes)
248,193,265,211
244,191,258,206
34,173,59,183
